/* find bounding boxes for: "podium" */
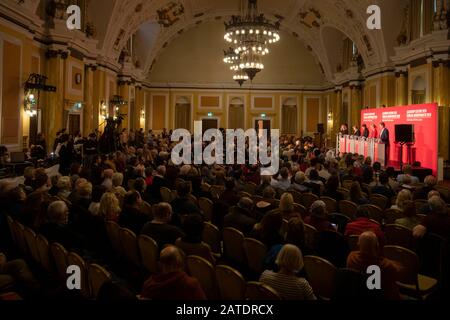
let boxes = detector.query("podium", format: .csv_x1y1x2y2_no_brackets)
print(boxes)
337,134,387,166
376,143,386,166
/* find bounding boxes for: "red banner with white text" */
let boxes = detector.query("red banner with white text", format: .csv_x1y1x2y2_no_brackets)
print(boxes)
361,103,438,175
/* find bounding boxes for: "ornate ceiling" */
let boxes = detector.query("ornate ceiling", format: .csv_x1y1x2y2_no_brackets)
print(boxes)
3,0,409,85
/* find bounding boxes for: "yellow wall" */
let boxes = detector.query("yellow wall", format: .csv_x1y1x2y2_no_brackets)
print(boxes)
0,18,449,161
143,89,330,137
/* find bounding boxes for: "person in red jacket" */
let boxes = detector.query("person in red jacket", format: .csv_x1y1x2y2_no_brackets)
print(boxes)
141,245,206,300
347,231,402,300
345,206,385,246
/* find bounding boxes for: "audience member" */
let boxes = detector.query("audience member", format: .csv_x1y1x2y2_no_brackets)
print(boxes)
260,244,316,300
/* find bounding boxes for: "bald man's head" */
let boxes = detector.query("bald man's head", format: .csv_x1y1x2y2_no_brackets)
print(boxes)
358,231,379,257
159,245,184,273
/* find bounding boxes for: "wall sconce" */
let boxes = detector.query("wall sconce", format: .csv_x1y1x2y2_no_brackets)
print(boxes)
23,73,56,118
207,112,214,117
141,107,146,119
110,95,127,120
24,91,38,117
327,112,333,123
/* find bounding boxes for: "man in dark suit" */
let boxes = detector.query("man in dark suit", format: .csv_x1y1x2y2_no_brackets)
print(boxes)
353,126,361,137
379,122,390,166
361,124,369,138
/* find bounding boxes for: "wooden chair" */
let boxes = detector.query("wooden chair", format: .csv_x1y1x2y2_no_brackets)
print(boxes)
302,193,319,210
339,200,358,220
337,187,350,200
202,222,221,255
304,255,338,300
50,243,68,281
246,282,282,300
342,180,353,190
360,204,384,224
88,264,112,300
199,197,213,222
385,224,415,250
243,238,267,274
140,201,152,216
238,191,252,199
12,220,28,256
251,195,264,203
67,252,90,299
215,265,246,300
119,228,141,267
369,194,389,210
187,193,198,205
222,228,246,265
201,183,211,193
304,224,318,252
329,213,352,235
160,187,173,203
321,196,337,213
362,183,372,196
293,203,308,219
105,221,122,258
384,208,404,225
23,227,40,264
414,200,428,212
186,255,217,299
347,235,360,251
175,239,215,265
36,234,52,273
289,190,304,206
383,245,438,299
138,235,159,274
244,182,257,195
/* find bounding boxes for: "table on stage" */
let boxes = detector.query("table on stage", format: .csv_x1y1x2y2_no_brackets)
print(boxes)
336,135,386,165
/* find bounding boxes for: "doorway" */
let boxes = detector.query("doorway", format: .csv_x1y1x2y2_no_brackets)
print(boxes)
202,118,219,134
255,119,271,137
68,114,81,136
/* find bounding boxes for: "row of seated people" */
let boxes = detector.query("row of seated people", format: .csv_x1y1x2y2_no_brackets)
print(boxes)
2,180,449,300
5,204,446,301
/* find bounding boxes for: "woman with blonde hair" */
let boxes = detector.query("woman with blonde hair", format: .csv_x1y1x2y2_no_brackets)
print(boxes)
279,193,301,220
391,189,412,211
57,176,72,199
99,192,121,222
260,244,316,300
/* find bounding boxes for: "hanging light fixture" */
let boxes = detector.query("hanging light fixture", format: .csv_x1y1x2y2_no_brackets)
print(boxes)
223,0,280,81
224,47,249,86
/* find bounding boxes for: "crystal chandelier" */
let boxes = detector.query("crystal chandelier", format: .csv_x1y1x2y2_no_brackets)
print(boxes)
224,47,249,86
223,0,280,84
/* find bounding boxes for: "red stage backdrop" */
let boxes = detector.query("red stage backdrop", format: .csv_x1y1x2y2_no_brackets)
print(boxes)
361,103,438,175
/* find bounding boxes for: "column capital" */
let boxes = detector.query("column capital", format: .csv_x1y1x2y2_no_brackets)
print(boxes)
46,49,69,59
